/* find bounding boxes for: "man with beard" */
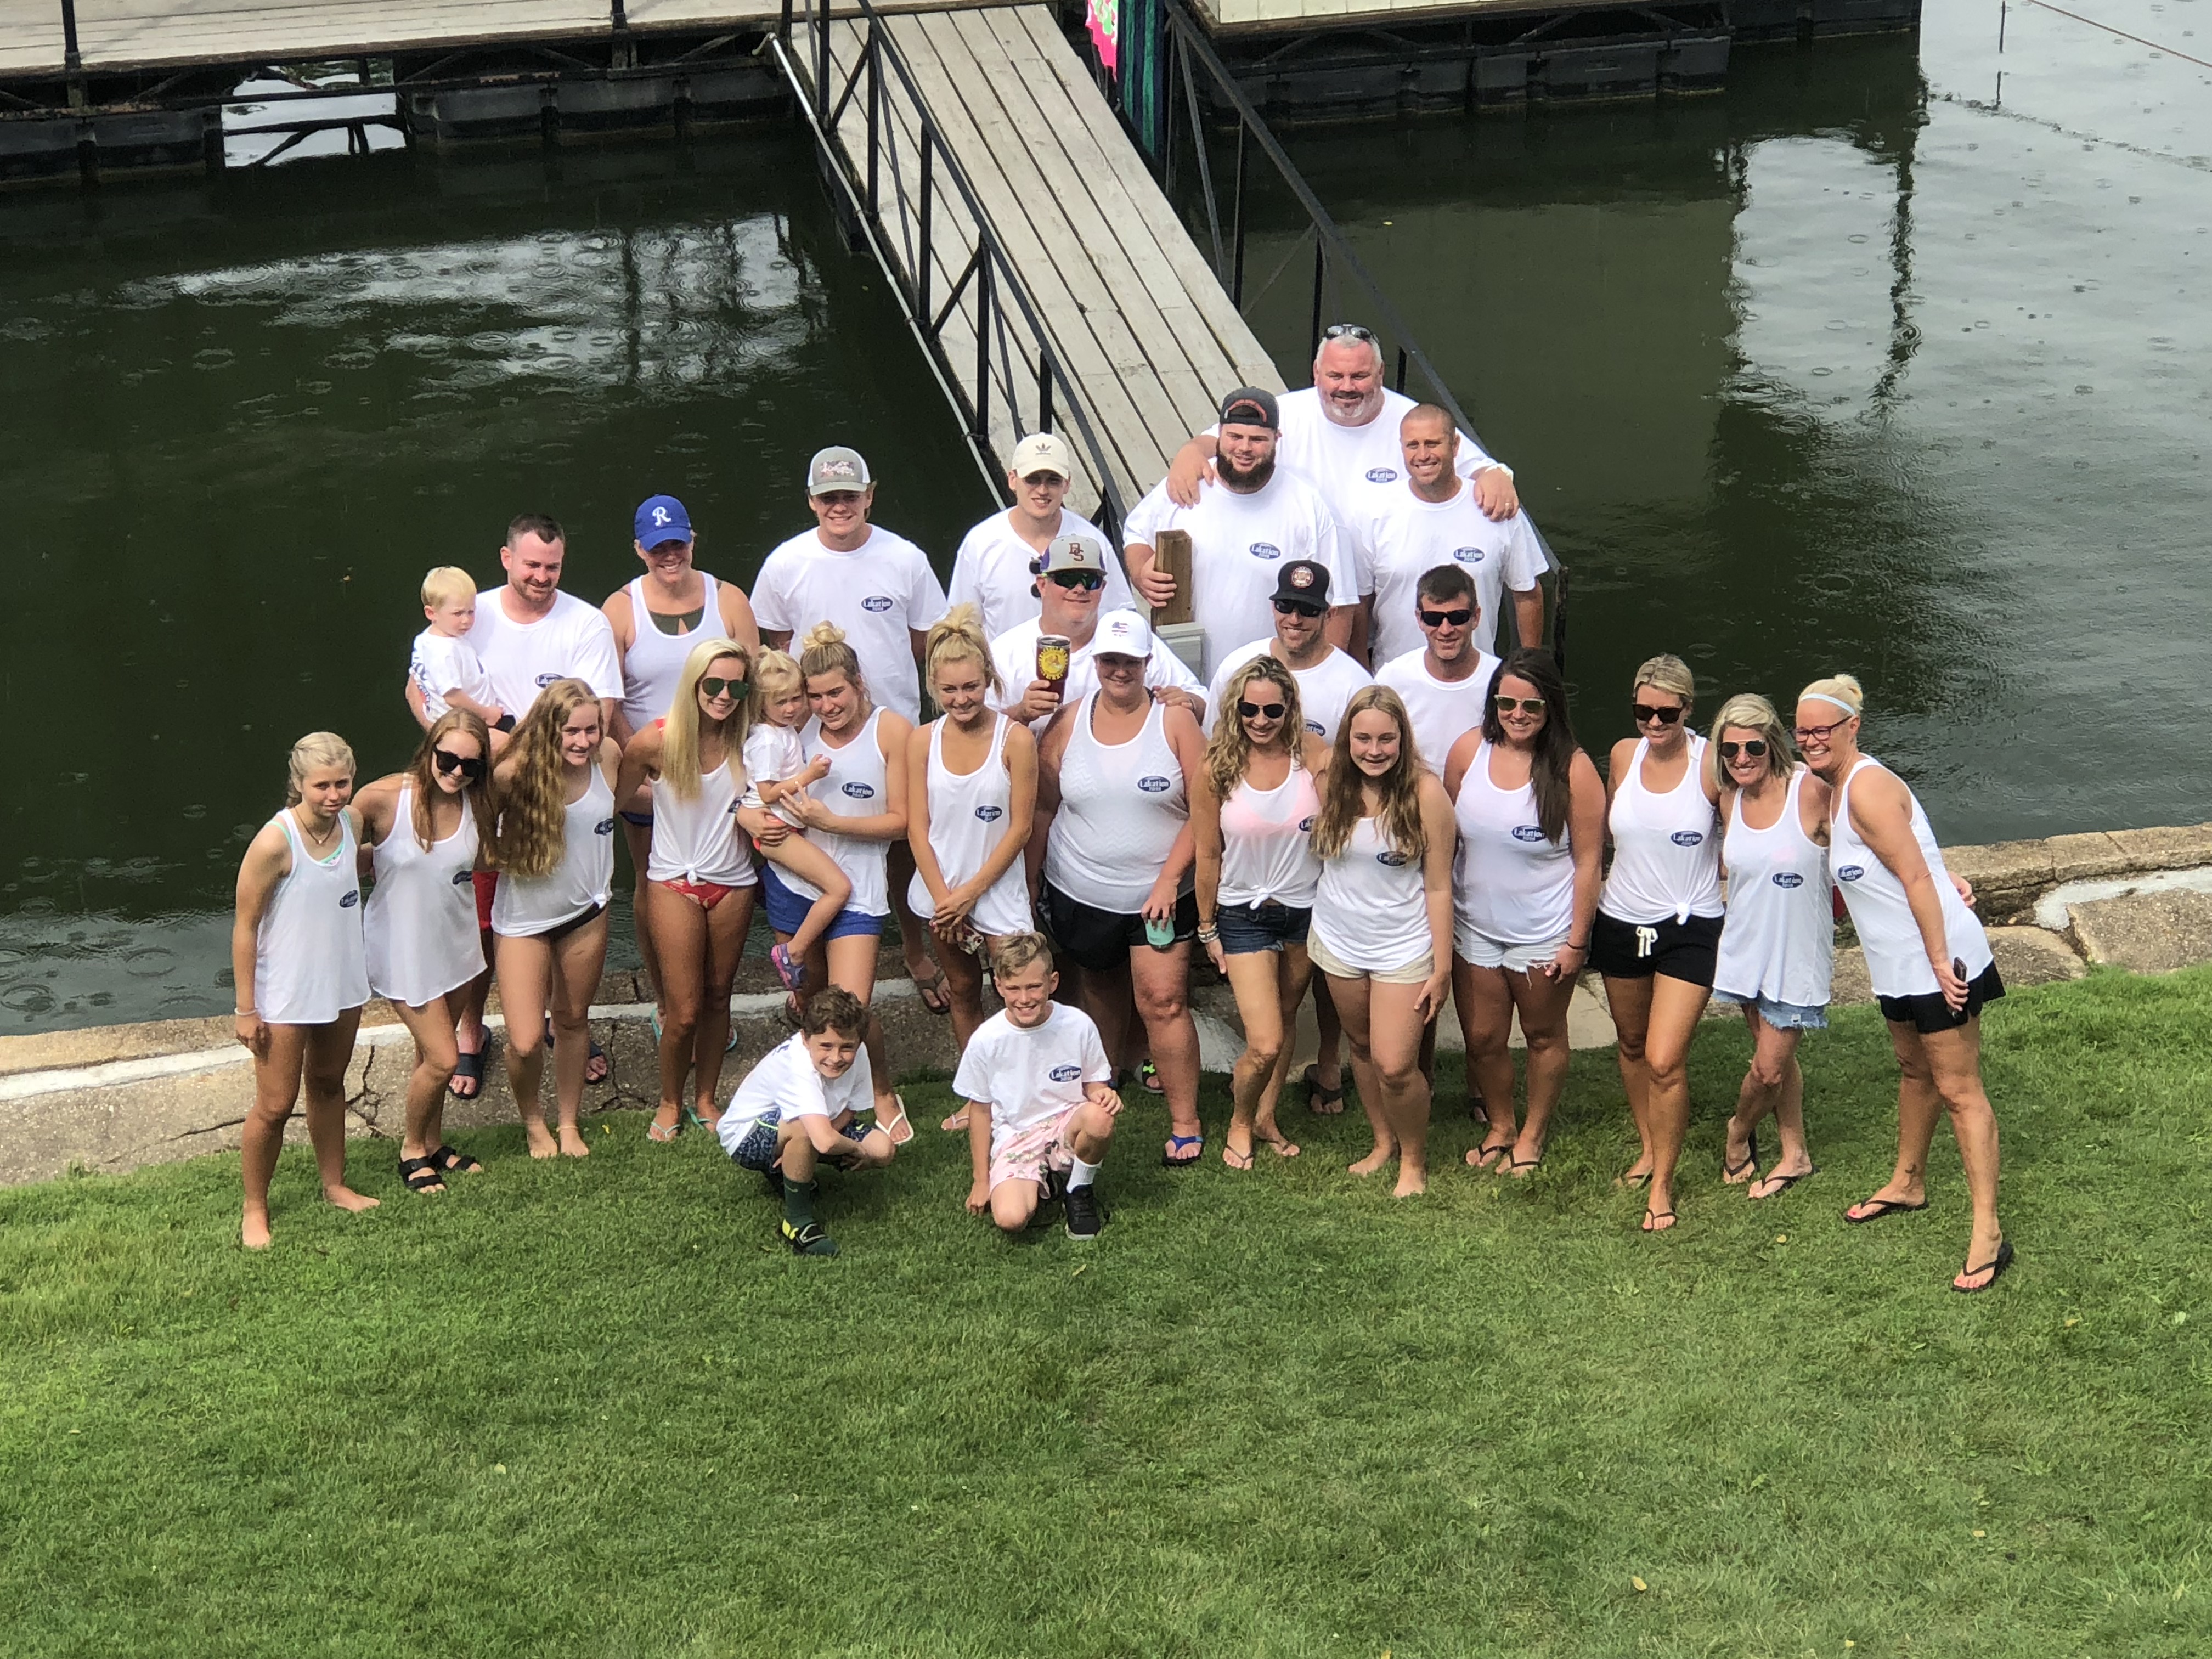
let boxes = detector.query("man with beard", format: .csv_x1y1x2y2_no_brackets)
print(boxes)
1123,387,1357,668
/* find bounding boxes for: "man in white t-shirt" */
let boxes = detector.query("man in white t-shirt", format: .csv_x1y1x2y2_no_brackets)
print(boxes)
991,533,1204,735
956,933,1120,1239
1374,563,1502,778
946,432,1135,642
1352,405,1546,665
1124,387,1357,669
1159,326,1520,534
1204,559,1371,742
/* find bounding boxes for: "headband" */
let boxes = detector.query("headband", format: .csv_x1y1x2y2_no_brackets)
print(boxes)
1801,692,1859,717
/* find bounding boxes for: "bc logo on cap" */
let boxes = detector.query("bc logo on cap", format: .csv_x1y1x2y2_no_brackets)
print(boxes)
339,890,360,909
1453,546,1486,565
1836,865,1865,882
1511,825,1547,843
1136,775,1172,793
975,805,1003,822
1670,831,1705,847
1364,466,1399,483
842,782,875,799
1772,872,1805,889
1248,542,1282,561
861,595,894,613
1048,1064,1082,1082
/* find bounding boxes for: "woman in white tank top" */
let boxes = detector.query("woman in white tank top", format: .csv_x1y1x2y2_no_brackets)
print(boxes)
357,711,499,1195
229,732,377,1250
1036,610,1211,1166
1444,650,1605,1185
1307,685,1455,1199
1192,656,1333,1170
905,609,1037,1118
489,679,622,1161
1592,655,1724,1231
1797,675,2011,1293
614,639,771,1144
1706,693,1832,1204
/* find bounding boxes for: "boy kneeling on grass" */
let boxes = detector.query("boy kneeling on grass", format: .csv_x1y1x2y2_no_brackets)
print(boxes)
716,988,892,1256
957,932,1121,1240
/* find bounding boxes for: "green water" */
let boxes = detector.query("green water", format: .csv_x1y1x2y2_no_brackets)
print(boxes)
3,7,2207,1032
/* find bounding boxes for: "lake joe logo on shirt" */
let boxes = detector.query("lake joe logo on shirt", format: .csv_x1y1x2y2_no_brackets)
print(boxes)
1452,546,1486,565
450,870,475,888
974,804,1003,822
595,818,617,835
339,890,360,909
1510,825,1547,843
1048,1064,1082,1082
861,595,895,613
842,782,875,799
1836,865,1866,882
1364,466,1398,483
1136,775,1173,793
1772,872,1806,889
1670,831,1705,847
1375,850,1410,867
1248,541,1283,561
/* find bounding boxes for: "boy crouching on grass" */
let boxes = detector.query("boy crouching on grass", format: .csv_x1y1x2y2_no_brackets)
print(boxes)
956,933,1121,1240
716,989,893,1256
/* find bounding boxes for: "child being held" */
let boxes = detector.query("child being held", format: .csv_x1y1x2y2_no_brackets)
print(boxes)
716,988,893,1256
956,932,1121,1240
409,567,510,748
741,648,855,992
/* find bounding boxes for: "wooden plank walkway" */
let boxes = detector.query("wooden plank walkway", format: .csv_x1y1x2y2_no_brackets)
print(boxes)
809,3,1281,524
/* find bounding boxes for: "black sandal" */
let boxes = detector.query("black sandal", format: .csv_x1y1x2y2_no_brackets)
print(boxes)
1723,1122,1760,1181
399,1155,445,1194
1301,1064,1345,1116
447,1048,484,1101
429,1144,483,1176
1953,1238,2013,1293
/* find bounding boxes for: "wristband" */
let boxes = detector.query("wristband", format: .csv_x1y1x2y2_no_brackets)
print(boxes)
1196,924,1220,942
1564,940,1587,952
235,1008,256,1017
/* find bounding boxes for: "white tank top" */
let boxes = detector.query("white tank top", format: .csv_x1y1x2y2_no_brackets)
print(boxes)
364,786,483,1008
1044,693,1188,912
1453,740,1576,947
907,715,1032,937
255,809,369,1025
1713,768,1833,1007
619,573,721,735
1311,814,1432,972
492,769,615,936
1217,762,1322,909
1831,756,1992,998
1600,735,1724,924
647,749,757,887
795,708,891,916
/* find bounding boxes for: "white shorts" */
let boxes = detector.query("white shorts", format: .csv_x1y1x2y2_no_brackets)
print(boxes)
1308,930,1432,985
1454,928,1568,973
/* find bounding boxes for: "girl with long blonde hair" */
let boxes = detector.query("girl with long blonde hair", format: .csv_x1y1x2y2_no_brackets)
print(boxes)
489,678,621,1159
1192,655,1331,1169
741,648,856,995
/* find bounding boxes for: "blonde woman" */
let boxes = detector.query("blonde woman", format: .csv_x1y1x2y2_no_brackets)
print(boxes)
1193,655,1330,1169
1307,686,1455,1198
490,678,622,1159
1797,674,2010,1293
357,710,499,1194
906,605,1037,1131
1708,693,1831,1201
1591,653,1724,1231
230,732,376,1249
616,639,765,1142
1447,649,1604,1184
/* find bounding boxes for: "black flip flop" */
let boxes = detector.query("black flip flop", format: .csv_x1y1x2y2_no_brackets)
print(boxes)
1301,1064,1345,1115
447,1048,484,1101
1953,1238,2015,1294
1640,1207,1677,1233
1723,1122,1760,1181
1748,1166,1816,1200
399,1155,445,1194
1843,1196,1928,1224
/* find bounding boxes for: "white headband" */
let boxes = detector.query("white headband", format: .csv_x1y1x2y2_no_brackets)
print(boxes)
1801,692,1859,717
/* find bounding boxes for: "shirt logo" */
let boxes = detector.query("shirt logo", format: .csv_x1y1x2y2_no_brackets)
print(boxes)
338,890,360,909
1772,872,1805,889
1304,720,1325,736
1137,775,1173,793
1365,466,1398,483
1299,815,1316,832
1836,864,1865,882
1248,541,1282,561
535,672,562,688
1670,831,1705,847
1511,825,1546,843
975,805,1003,822
1453,546,1486,565
841,782,875,799
726,800,742,815
861,595,894,613
1375,850,1409,867
595,818,617,835
1048,1064,1082,1082
450,870,474,887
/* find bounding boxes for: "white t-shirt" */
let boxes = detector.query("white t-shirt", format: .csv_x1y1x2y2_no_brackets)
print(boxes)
989,617,1205,736
1351,482,1546,664
945,506,1135,645
952,1002,1112,1142
751,526,949,723
1122,469,1352,668
1217,387,1497,532
465,588,624,719
716,1032,877,1152
740,721,808,824
1374,645,1502,777
408,628,495,721
1205,639,1372,743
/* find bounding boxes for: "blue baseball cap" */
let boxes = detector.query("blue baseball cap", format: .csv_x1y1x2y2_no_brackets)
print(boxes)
634,494,693,548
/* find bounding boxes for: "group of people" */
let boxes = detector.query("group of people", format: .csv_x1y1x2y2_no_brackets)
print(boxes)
232,325,2010,1291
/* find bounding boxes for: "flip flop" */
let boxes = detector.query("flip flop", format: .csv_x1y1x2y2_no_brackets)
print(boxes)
1468,1140,1514,1171
1953,1238,2015,1294
1613,1168,1653,1190
1255,1130,1301,1159
1139,1060,1164,1096
1162,1133,1204,1168
916,970,952,1015
1723,1124,1760,1181
1222,1139,1255,1171
940,1108,970,1133
585,1039,611,1085
1748,1166,1818,1201
646,1117,681,1143
685,1105,717,1133
1641,1207,1678,1233
882,1096,915,1146
1507,1152,1543,1178
428,1144,483,1176
1301,1064,1345,1116
447,1048,484,1101
1844,1195,1928,1224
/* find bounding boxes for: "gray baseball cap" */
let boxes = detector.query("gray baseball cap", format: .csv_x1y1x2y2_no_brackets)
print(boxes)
806,445,873,495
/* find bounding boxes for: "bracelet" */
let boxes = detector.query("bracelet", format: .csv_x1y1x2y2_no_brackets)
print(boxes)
1564,940,1587,952
1196,924,1220,941
235,1008,256,1017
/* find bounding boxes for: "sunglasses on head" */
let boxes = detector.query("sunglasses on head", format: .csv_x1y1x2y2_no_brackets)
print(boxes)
701,675,746,700
1718,740,1769,760
1046,569,1104,591
433,748,486,781
1632,703,1684,726
1494,695,1546,716
1238,699,1288,721
1419,606,1474,629
1272,597,1325,618
1323,322,1378,345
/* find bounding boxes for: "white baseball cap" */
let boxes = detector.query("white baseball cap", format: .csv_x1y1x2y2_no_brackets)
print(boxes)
1092,608,1153,658
1008,432,1073,480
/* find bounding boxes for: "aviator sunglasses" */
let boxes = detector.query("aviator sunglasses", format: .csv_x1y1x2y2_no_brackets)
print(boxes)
701,675,747,700
1494,695,1547,715
1632,703,1684,726
433,748,486,781
1238,699,1288,720
1718,740,1769,761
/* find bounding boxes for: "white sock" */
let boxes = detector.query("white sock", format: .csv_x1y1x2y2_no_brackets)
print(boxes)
1068,1157,1101,1190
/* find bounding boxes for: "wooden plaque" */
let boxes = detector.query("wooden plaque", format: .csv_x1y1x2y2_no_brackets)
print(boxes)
1152,528,1194,626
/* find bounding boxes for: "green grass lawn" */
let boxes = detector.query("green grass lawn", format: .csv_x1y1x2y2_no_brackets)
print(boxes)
3,969,2209,1658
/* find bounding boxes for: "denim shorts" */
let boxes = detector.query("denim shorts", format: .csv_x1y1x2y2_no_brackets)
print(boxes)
759,862,883,943
1214,900,1312,956
1712,989,1829,1031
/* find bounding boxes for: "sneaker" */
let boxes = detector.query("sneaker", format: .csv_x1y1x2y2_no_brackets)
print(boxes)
781,1218,838,1256
1063,1183,1105,1240
770,941,805,993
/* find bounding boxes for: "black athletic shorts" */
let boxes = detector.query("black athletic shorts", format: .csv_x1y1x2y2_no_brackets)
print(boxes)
1589,910,1724,988
1877,962,2006,1034
1039,882,1199,974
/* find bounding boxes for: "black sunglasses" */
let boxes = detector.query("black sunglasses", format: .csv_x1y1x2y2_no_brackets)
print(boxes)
1418,606,1474,629
433,748,486,781
1718,740,1769,760
1238,700,1288,721
1632,703,1684,726
1323,323,1378,344
1046,569,1105,591
701,676,746,700
1272,597,1325,618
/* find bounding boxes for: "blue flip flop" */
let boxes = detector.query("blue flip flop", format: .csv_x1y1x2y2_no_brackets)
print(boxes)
1163,1133,1203,1169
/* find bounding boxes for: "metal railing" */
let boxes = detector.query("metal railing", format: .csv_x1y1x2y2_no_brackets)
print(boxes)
770,0,1133,538
1099,0,1568,661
